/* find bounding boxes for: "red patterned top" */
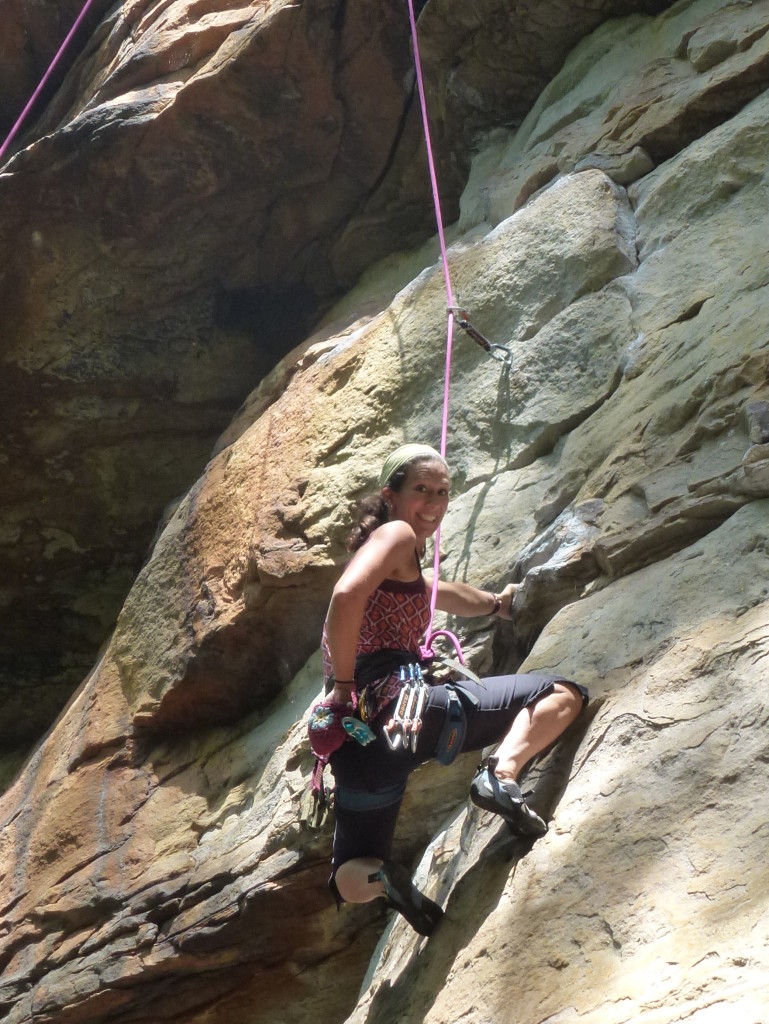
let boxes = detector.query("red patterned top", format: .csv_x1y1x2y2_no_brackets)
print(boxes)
322,575,430,691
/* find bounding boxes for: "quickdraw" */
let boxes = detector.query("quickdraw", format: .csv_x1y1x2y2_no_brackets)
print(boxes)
384,664,429,752
449,306,513,368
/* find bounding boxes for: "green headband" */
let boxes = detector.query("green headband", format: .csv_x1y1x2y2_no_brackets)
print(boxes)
379,444,449,488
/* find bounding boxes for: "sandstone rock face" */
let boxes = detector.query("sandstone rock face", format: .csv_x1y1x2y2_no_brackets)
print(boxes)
0,0,419,744
0,0,679,753
2,1,769,1023
411,0,675,199
114,166,637,737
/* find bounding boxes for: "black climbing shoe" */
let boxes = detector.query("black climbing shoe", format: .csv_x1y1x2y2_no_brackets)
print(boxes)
376,861,443,936
469,762,548,837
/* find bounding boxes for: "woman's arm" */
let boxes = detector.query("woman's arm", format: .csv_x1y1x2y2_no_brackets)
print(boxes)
325,521,417,701
425,577,518,620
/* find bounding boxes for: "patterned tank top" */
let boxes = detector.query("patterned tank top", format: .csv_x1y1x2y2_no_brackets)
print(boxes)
322,573,431,717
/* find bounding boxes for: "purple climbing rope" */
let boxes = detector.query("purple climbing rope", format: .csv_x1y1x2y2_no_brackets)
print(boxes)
0,0,99,165
405,0,466,665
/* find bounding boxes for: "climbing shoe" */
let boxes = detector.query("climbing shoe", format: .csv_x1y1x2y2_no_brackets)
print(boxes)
469,761,548,837
374,861,443,936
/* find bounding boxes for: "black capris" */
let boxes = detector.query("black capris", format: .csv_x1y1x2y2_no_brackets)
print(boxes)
329,673,587,879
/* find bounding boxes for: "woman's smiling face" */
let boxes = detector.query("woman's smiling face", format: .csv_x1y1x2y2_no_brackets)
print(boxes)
385,458,450,544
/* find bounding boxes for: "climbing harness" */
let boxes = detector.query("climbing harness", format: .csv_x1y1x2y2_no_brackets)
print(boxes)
383,666,482,765
0,0,99,165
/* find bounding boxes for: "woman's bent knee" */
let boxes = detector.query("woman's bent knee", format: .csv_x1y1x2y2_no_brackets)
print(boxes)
553,681,587,723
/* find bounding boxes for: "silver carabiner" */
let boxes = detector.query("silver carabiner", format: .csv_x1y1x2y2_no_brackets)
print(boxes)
488,343,513,368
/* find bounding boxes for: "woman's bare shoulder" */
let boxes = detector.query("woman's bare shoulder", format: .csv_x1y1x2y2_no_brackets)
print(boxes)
359,520,417,571
376,520,417,545
337,520,417,591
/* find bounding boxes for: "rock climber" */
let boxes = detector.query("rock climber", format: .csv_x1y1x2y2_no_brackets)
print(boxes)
308,443,587,935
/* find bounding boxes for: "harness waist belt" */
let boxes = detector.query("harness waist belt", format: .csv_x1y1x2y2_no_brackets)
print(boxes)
354,648,418,688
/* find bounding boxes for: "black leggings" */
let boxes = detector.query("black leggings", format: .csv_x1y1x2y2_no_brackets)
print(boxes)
329,673,587,881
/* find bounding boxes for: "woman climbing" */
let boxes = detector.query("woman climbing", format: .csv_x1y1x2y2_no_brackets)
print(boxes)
308,443,588,935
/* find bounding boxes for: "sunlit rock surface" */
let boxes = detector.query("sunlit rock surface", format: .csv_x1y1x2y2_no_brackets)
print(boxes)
1,0,769,1022
0,0,678,750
